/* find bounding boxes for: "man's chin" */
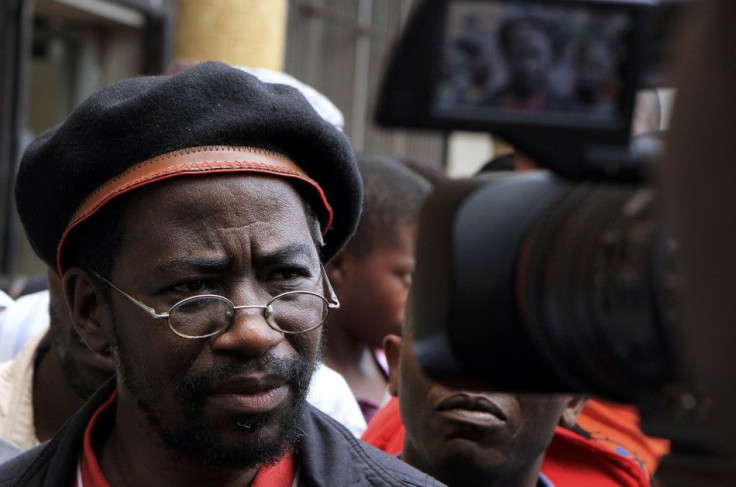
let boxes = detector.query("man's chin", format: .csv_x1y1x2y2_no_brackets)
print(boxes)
115,337,318,469
160,397,307,469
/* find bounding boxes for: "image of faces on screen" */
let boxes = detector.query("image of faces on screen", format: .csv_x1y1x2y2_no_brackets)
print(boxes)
435,1,633,123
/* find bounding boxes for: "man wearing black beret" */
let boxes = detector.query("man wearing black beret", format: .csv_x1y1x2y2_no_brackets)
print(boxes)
0,62,441,487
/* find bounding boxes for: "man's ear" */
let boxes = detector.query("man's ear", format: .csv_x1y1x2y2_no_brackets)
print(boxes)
383,334,403,397
62,268,113,355
559,395,588,429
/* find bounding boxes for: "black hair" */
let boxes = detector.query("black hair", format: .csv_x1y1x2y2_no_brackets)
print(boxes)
478,152,516,173
453,34,487,58
398,157,448,188
498,17,563,61
345,154,432,258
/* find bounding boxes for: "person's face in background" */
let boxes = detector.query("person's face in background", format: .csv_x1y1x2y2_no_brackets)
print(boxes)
576,43,615,96
46,269,114,398
385,329,584,487
505,22,554,91
328,222,417,349
445,38,494,89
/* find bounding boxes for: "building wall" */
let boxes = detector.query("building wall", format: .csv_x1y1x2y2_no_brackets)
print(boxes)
4,0,161,282
284,0,446,168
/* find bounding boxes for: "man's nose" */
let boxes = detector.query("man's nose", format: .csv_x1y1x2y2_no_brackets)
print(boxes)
210,291,285,356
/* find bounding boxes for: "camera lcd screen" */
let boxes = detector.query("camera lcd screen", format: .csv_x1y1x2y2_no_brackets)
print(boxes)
434,0,635,127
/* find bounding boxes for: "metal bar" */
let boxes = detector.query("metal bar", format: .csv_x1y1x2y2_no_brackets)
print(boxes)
304,0,325,86
102,0,168,16
143,7,172,74
0,0,33,276
54,0,145,27
350,0,373,152
294,0,390,41
399,0,414,29
392,129,408,157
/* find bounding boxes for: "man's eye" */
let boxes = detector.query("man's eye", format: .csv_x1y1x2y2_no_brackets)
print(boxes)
173,280,208,294
275,269,299,280
271,267,308,281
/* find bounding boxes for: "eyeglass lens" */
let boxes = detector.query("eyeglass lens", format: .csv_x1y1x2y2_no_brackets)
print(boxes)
169,292,329,337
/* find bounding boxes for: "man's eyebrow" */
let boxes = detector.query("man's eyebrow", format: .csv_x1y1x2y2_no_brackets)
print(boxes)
153,256,227,275
255,242,316,267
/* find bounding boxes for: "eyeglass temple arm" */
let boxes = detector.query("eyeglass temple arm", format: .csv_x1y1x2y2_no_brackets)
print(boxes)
90,271,170,320
322,263,340,310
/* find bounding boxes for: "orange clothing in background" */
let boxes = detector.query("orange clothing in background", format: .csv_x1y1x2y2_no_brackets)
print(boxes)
361,395,404,455
577,399,670,474
543,426,650,487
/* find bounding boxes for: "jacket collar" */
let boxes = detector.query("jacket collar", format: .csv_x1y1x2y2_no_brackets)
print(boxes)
297,405,443,486
18,378,116,486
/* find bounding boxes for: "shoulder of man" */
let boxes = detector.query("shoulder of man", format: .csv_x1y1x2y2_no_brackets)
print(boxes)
0,439,21,464
298,404,444,486
0,442,49,486
0,379,116,487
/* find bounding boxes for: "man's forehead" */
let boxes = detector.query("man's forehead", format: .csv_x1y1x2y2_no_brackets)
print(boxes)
147,242,318,279
148,172,301,201
120,174,305,220
111,176,318,273
137,176,308,218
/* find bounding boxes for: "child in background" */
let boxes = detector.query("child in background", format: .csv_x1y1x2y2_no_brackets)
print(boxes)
324,154,432,423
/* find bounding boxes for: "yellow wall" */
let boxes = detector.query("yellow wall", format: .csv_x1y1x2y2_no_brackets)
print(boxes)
174,0,287,69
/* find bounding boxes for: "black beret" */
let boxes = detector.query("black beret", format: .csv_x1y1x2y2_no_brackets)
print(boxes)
15,61,361,273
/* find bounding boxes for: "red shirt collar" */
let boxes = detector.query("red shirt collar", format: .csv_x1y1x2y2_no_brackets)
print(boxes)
75,388,297,487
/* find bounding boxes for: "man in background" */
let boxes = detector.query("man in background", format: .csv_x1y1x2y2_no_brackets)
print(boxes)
363,248,651,486
383,327,594,487
0,271,113,454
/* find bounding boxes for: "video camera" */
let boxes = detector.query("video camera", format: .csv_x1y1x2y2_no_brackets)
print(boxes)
376,0,689,404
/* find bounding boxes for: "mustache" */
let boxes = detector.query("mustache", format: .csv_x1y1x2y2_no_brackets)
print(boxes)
175,353,312,404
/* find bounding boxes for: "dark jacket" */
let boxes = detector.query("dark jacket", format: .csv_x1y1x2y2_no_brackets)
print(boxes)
0,380,442,486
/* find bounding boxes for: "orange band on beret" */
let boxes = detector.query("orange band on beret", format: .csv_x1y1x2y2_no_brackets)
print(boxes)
57,146,333,275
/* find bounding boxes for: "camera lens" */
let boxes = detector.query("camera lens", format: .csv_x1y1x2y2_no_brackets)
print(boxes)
411,172,681,403
519,183,680,401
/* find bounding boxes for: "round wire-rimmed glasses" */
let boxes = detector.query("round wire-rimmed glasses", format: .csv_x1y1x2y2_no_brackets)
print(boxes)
91,267,340,339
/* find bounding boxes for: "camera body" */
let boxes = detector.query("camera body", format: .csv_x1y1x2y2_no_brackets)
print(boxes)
377,0,688,403
410,170,679,403
377,0,736,480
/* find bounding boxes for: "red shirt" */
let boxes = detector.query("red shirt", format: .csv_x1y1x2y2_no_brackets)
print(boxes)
74,389,297,487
